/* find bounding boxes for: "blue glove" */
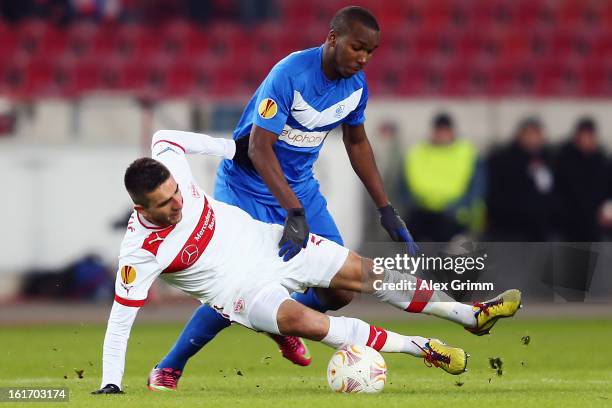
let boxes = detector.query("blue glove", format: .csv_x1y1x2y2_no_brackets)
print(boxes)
378,204,419,256
278,208,309,262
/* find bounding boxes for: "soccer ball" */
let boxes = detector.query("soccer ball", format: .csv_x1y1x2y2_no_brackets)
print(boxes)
327,344,387,394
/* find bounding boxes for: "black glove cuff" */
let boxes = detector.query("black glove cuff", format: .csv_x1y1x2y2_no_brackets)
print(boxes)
378,204,394,216
287,208,305,217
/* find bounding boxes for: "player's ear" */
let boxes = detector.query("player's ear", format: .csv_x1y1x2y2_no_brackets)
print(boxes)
327,30,337,47
134,204,146,217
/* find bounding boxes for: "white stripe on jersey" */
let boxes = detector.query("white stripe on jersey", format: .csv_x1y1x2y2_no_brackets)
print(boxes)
290,88,363,129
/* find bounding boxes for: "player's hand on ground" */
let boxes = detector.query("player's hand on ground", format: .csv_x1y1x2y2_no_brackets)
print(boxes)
378,204,419,256
91,384,124,395
278,208,309,262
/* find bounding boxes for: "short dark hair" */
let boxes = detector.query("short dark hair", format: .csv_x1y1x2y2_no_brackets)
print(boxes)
575,116,596,134
124,157,171,207
433,112,453,129
517,116,542,133
330,6,379,36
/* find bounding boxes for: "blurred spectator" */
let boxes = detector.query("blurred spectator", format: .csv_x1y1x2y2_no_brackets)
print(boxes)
238,0,277,25
21,253,113,302
486,117,556,241
363,120,405,243
185,0,213,24
0,0,72,25
401,112,486,242
71,0,120,21
377,120,404,206
554,117,612,242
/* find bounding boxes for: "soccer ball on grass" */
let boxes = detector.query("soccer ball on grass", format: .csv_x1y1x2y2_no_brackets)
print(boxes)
327,344,387,394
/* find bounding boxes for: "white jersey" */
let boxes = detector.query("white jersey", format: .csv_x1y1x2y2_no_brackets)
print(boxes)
101,129,348,389
115,132,264,312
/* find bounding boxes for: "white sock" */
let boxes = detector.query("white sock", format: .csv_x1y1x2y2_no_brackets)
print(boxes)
379,332,428,357
373,269,476,327
423,302,476,328
321,316,430,358
321,316,370,349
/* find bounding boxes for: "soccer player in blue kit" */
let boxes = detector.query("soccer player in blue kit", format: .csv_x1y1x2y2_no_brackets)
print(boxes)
147,6,418,390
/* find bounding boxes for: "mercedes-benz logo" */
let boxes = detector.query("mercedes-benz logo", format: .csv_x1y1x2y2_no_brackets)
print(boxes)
181,244,199,266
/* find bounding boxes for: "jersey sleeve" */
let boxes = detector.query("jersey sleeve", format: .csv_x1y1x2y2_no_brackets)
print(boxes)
152,130,236,159
113,256,161,307
344,81,368,126
151,130,235,188
151,137,195,188
100,301,139,389
252,66,294,135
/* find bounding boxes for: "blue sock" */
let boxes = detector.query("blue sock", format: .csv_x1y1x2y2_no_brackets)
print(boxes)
158,304,230,371
291,289,328,313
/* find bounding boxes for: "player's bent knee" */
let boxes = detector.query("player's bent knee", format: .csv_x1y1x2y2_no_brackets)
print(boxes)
361,257,379,292
276,301,328,340
247,285,293,335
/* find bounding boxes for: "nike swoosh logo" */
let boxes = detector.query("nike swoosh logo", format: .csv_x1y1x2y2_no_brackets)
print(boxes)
291,108,308,112
290,225,298,233
189,338,204,347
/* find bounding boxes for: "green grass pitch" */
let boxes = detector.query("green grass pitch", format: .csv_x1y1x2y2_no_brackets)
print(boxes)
1,318,611,407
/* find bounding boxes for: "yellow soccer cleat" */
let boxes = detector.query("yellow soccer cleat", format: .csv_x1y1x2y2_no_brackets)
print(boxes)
468,289,522,336
413,339,468,375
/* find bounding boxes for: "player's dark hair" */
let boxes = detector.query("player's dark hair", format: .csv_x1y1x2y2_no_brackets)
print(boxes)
124,157,171,207
330,6,379,36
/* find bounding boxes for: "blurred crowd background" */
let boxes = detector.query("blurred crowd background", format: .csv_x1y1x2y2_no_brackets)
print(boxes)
1,0,612,305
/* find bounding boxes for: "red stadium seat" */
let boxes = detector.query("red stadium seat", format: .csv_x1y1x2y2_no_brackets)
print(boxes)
0,59,28,97
164,60,196,97
558,0,601,29
379,24,423,61
159,19,195,56
489,59,542,96
279,0,318,26
16,18,52,55
69,58,100,95
593,30,612,60
115,24,160,60
91,23,120,60
443,61,492,96
580,59,612,97
368,62,428,96
537,59,582,96
0,23,18,60
15,56,74,98
251,24,287,61
68,56,124,95
2,3,610,99
370,0,408,29
182,26,210,59
66,21,98,57
207,22,252,58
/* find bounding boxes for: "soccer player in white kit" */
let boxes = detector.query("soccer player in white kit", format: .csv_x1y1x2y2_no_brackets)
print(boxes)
93,130,522,394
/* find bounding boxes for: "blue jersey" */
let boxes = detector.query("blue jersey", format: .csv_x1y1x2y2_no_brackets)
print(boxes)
217,45,369,205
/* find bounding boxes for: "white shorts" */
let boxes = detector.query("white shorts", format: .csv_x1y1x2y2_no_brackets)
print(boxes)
211,227,350,333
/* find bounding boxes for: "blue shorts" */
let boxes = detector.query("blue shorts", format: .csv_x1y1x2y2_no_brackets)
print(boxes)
214,173,343,245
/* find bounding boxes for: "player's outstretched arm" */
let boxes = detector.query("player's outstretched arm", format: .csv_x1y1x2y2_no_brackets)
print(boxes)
249,125,309,261
151,129,236,159
93,302,140,394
